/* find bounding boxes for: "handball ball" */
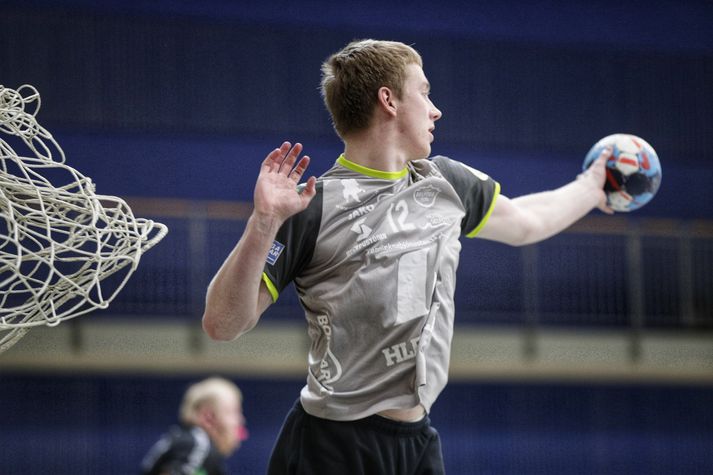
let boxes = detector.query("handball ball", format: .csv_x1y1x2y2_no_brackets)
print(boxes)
583,133,662,212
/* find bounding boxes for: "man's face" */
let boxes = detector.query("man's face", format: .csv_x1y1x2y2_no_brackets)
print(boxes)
394,63,442,160
209,391,247,456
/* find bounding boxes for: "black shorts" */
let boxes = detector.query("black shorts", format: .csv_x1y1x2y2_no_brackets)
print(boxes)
267,400,445,475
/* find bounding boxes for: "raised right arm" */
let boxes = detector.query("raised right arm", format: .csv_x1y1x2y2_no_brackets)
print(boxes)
202,142,316,341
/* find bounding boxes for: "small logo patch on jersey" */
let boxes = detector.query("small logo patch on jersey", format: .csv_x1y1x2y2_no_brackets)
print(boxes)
342,178,363,203
266,240,285,265
414,184,440,208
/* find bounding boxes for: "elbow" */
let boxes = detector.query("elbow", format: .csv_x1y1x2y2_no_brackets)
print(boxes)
202,310,258,341
481,202,545,247
497,225,537,247
202,288,267,340
507,237,530,248
202,314,233,341
509,229,540,247
202,310,256,342
507,216,551,247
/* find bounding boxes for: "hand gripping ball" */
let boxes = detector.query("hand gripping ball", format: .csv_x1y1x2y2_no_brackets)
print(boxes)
583,133,662,212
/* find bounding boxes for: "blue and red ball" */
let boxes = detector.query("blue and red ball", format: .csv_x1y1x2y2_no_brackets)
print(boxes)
583,133,662,212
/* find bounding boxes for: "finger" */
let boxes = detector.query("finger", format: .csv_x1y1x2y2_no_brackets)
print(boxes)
262,142,292,172
262,149,280,173
598,146,613,163
289,155,311,182
278,142,303,175
599,202,615,215
275,142,293,168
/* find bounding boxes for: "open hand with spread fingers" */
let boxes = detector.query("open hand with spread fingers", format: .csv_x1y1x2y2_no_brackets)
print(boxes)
254,141,317,224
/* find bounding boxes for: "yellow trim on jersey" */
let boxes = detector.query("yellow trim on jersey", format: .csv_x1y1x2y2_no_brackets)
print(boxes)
261,272,279,302
466,181,501,238
337,154,408,180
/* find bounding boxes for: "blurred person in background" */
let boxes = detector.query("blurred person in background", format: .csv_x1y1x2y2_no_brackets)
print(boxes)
140,377,248,475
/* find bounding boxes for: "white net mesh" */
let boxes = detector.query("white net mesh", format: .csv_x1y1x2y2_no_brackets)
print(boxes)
0,85,168,353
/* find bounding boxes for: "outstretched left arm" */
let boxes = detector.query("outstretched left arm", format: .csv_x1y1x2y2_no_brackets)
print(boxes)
477,148,612,246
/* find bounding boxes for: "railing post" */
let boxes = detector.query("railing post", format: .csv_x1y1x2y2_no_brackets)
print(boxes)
188,203,209,354
626,223,644,362
522,244,540,361
678,222,695,327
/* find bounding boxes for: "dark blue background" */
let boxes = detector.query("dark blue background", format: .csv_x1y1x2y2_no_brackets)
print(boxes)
2,373,712,474
1,2,712,474
2,0,712,218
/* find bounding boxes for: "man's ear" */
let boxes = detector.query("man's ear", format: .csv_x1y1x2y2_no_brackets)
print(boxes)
377,86,397,117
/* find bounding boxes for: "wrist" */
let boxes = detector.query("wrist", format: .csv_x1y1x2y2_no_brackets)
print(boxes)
576,167,602,189
249,211,284,236
575,171,608,210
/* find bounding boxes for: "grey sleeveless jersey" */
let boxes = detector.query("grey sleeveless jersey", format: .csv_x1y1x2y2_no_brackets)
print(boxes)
262,154,500,421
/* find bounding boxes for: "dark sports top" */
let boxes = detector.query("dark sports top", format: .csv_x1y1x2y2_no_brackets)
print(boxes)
140,424,227,475
262,154,500,420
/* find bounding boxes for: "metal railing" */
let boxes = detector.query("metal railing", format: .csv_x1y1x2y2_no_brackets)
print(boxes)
103,198,713,334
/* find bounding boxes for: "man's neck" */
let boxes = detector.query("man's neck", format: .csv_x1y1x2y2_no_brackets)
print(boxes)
343,130,410,173
344,142,408,172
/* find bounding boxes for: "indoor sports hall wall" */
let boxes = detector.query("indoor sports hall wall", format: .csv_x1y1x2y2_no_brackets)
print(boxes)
2,2,713,475
1,1,712,217
3,373,713,474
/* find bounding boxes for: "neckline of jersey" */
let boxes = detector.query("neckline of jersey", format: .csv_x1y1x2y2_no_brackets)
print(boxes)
336,154,409,180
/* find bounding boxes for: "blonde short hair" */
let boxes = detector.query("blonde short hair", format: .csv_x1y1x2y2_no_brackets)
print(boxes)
179,377,242,425
320,39,423,138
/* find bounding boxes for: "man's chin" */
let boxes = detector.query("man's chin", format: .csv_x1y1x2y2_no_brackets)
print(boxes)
221,443,240,456
406,144,432,162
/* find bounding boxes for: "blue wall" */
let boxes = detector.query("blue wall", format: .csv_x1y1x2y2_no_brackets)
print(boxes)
2,3,713,474
2,1,712,218
42,130,713,220
1,373,712,475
